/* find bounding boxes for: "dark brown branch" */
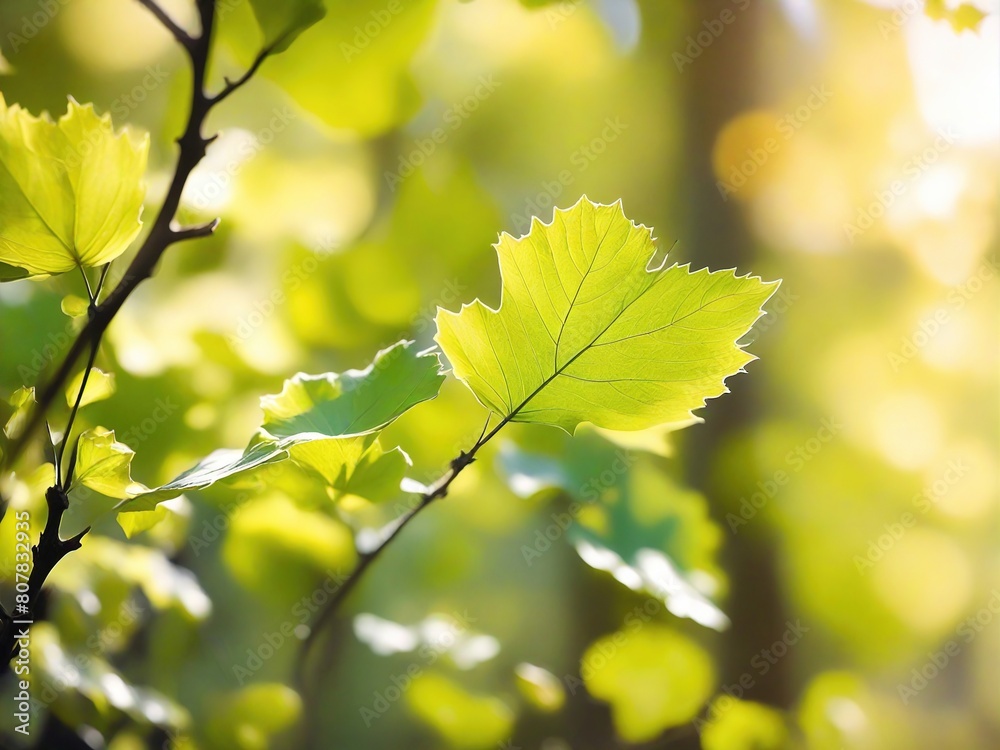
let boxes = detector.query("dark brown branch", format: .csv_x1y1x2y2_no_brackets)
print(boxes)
213,44,277,105
1,0,276,668
136,0,194,49
0,4,279,477
295,415,511,688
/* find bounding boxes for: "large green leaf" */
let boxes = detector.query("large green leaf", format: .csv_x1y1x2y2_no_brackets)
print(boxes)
436,197,778,433
260,340,445,439
116,341,444,516
0,96,148,280
259,0,438,137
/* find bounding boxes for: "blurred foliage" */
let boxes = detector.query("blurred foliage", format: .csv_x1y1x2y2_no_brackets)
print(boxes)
0,0,998,749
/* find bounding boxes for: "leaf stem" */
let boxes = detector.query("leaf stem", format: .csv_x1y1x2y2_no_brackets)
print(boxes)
0,0,277,672
295,410,515,688
56,335,99,489
0,0,275,486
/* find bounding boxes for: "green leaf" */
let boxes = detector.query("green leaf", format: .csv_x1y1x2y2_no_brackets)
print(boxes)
436,197,779,433
70,427,145,499
65,367,116,408
701,699,789,750
499,433,729,631
4,385,35,439
291,437,411,502
259,0,438,137
118,441,288,511
261,340,445,439
117,504,170,539
247,0,326,52
117,340,443,514
31,623,190,731
0,95,148,280
582,625,714,742
61,293,89,317
206,683,303,748
406,672,515,750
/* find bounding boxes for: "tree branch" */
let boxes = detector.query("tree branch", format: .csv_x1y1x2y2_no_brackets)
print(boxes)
1,0,276,670
0,4,278,477
295,416,510,688
136,0,194,49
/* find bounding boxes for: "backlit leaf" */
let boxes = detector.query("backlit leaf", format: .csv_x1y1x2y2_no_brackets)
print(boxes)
436,197,778,433
65,367,116,408
70,427,145,500
582,625,714,742
4,385,34,439
0,96,148,279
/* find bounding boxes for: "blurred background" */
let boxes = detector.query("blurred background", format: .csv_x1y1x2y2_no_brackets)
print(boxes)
0,0,998,747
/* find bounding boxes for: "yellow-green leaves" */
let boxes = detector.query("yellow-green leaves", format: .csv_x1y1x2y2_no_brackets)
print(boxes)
0,96,148,280
406,672,514,750
65,367,116,408
206,684,303,749
4,386,34,439
436,197,779,433
260,340,445,439
247,0,325,52
701,699,789,750
119,340,443,513
70,427,145,499
582,626,714,742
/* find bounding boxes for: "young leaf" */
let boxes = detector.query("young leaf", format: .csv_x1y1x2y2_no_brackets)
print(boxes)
260,340,445,440
70,427,146,499
117,341,444,512
4,385,35,439
247,0,325,52
65,367,116,408
435,197,779,433
0,96,148,279
119,441,289,510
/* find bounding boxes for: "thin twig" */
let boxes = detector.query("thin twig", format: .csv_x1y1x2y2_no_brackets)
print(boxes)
0,0,276,672
136,0,193,49
295,412,515,688
56,336,99,486
212,44,277,105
